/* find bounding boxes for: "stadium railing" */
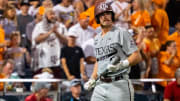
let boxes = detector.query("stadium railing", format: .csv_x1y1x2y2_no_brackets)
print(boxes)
0,78,176,101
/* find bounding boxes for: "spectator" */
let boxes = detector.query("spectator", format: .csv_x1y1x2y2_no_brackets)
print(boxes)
68,12,96,47
34,68,54,79
111,0,131,29
152,0,169,10
53,0,74,28
151,0,169,45
15,0,22,15
17,1,33,47
61,32,88,81
0,59,14,79
28,0,40,17
73,0,94,16
26,12,43,42
0,59,22,91
38,0,53,15
62,79,88,101
0,17,8,62
73,0,86,16
81,36,96,78
31,68,58,91
164,68,180,101
32,8,67,78
26,12,43,53
25,82,52,101
0,0,8,16
4,31,31,78
82,1,99,29
8,0,18,6
131,0,151,28
168,18,180,58
156,40,180,89
3,5,17,40
139,25,160,78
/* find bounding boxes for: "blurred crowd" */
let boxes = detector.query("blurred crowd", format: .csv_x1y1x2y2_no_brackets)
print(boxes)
0,0,179,100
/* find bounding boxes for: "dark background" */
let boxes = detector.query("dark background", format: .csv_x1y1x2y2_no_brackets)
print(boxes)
166,0,180,27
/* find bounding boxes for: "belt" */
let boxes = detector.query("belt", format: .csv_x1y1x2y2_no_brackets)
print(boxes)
100,74,124,83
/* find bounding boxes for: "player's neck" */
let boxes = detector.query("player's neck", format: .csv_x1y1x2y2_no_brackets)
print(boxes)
101,26,113,36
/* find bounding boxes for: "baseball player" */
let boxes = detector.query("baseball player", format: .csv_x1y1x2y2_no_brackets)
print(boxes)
84,1,141,101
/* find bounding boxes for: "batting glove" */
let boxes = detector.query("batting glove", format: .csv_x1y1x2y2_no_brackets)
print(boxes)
84,78,96,91
107,59,130,72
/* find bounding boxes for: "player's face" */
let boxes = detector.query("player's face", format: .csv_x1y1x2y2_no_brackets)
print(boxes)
99,12,113,27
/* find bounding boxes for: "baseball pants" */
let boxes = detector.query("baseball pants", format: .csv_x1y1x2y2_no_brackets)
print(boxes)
91,79,134,101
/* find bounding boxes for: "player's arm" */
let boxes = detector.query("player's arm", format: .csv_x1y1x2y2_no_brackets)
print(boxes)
121,30,142,67
108,30,142,72
108,50,141,72
127,50,142,66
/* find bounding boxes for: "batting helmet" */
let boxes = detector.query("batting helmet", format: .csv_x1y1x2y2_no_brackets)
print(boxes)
94,1,115,24
175,68,180,78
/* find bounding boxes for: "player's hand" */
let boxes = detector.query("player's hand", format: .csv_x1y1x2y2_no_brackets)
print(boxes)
107,60,130,72
107,64,118,72
84,78,96,91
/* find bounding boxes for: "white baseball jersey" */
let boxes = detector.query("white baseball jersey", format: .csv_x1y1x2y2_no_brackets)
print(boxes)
91,26,136,101
94,26,137,76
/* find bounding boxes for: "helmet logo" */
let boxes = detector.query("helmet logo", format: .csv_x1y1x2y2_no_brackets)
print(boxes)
98,3,108,11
